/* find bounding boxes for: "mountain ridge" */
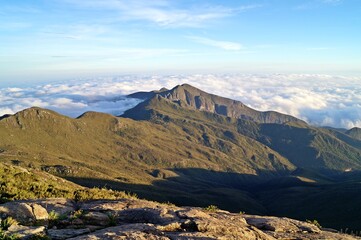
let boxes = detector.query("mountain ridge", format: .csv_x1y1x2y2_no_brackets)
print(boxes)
125,84,306,125
1,85,361,231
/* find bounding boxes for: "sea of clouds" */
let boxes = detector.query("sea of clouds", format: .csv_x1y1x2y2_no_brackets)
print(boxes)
1,74,360,129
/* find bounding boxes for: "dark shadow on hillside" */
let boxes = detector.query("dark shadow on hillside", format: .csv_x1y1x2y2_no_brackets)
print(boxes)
0,114,12,121
66,168,291,214
64,168,316,213
65,167,361,232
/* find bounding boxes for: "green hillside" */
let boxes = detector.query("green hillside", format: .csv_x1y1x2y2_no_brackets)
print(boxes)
1,85,361,231
0,162,137,203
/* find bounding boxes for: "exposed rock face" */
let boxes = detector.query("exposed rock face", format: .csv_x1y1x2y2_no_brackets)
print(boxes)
0,198,359,240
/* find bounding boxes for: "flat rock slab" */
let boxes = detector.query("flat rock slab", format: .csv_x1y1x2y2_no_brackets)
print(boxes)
48,228,91,240
1,198,360,240
28,198,76,215
6,225,46,238
83,212,110,226
68,223,170,240
244,215,321,233
0,202,48,224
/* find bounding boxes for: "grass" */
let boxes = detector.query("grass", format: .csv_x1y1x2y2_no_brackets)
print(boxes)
0,163,137,203
0,217,18,231
107,213,117,227
0,230,18,240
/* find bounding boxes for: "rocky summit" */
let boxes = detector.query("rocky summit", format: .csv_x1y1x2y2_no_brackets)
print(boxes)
0,198,358,240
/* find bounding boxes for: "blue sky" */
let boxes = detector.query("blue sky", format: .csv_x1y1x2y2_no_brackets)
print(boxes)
1,0,361,83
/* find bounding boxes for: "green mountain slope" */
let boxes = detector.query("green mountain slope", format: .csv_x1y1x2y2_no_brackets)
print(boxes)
0,162,136,202
0,106,294,213
1,85,361,231
123,87,361,173
125,84,306,124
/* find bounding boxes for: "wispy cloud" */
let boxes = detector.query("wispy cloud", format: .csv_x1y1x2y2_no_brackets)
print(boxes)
61,0,257,28
187,36,243,51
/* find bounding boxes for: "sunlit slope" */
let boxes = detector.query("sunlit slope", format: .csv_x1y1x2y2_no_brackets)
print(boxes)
125,84,306,124
123,87,361,173
0,107,294,183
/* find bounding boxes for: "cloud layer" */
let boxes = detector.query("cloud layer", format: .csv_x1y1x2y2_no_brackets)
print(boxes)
1,74,360,129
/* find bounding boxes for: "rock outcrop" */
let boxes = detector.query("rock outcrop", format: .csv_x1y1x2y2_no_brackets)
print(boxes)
0,198,359,239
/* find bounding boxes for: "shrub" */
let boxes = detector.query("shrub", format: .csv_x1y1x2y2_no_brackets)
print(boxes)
204,205,218,212
0,217,18,230
306,219,322,229
0,230,19,240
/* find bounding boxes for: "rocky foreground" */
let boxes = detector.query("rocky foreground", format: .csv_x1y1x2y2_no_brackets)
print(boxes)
0,198,359,240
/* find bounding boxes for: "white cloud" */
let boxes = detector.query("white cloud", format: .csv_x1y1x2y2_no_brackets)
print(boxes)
0,74,360,129
61,0,254,28
187,36,243,51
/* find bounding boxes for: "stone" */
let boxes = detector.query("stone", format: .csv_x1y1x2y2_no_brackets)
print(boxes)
48,228,91,239
71,218,84,225
30,203,48,221
31,198,76,215
0,202,35,224
82,212,110,226
67,223,170,240
245,215,321,233
118,208,166,224
1,198,360,240
6,225,45,238
80,200,128,212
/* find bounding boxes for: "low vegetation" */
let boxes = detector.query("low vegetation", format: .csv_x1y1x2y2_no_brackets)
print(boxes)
204,205,219,212
0,163,137,203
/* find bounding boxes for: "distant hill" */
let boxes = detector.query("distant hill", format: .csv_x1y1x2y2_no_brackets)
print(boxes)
346,127,361,140
123,84,361,173
125,84,306,124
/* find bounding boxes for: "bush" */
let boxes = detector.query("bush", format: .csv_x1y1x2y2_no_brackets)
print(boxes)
306,219,322,229
0,230,18,240
0,217,18,231
204,205,218,212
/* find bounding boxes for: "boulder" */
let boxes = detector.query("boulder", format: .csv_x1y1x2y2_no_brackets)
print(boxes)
0,202,34,224
30,203,48,221
82,211,110,226
6,225,45,238
31,198,75,215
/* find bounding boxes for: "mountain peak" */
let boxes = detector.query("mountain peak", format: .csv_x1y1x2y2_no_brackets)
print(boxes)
345,127,361,140
9,107,63,120
125,84,305,125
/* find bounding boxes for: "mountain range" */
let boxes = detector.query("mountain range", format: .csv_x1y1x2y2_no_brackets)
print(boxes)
1,84,361,232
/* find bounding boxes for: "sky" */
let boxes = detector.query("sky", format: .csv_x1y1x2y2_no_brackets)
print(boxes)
0,1,360,128
1,0,361,82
